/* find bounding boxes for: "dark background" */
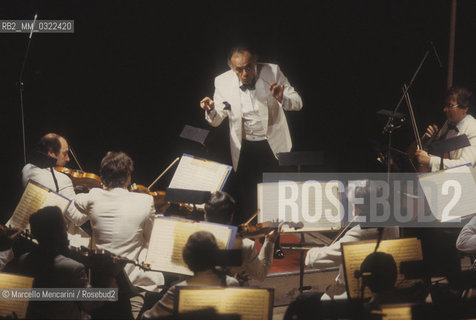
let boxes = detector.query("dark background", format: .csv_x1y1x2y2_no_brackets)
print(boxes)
1,0,476,220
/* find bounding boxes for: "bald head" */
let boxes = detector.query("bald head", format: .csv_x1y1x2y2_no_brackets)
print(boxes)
39,133,70,167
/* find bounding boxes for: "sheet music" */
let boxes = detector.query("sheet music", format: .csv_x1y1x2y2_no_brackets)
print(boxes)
145,217,236,275
418,164,476,222
7,180,71,230
177,287,272,320
258,181,344,231
169,154,231,192
0,273,34,319
342,238,423,299
380,304,412,320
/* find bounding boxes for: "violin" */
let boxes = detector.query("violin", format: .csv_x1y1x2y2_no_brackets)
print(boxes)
129,183,165,198
55,166,103,190
238,221,304,238
129,183,196,214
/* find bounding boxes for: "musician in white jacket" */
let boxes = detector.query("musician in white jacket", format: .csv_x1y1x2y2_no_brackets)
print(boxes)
67,151,164,292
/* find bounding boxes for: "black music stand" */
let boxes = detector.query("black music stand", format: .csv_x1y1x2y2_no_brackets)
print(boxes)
276,151,325,293
180,125,210,146
428,134,470,170
179,125,210,157
165,188,211,204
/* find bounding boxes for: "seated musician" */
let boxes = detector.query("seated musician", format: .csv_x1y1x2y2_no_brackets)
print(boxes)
66,151,164,292
21,133,90,247
3,206,97,319
204,191,278,283
305,183,399,300
415,86,476,172
141,231,239,319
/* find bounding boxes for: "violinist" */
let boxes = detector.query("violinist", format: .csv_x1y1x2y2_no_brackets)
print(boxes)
66,151,164,293
21,133,90,247
415,86,476,172
305,182,399,300
204,191,279,283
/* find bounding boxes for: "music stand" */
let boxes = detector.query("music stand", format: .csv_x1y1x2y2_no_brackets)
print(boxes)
179,125,210,158
427,134,470,170
165,188,211,204
276,151,325,292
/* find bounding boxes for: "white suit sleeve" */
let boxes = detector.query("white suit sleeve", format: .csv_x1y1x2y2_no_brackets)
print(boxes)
276,65,302,112
67,193,91,226
305,226,399,269
142,197,156,246
241,238,274,281
456,216,476,253
305,226,364,269
205,78,229,127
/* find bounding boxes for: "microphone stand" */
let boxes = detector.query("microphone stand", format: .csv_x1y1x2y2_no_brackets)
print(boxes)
18,13,38,165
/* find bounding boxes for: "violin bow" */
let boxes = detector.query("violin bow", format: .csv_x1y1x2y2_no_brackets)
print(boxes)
69,145,84,171
403,84,423,150
148,157,180,190
329,214,359,246
243,210,260,226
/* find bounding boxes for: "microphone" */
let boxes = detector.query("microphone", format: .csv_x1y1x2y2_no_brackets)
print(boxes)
430,41,443,68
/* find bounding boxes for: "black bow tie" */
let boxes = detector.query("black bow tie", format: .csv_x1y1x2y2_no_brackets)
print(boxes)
240,82,255,91
447,123,459,132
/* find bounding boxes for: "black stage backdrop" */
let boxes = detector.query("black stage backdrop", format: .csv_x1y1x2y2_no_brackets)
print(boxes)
1,0,476,220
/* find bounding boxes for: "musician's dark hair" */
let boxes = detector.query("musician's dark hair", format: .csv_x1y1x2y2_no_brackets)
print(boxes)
360,251,397,293
182,231,219,272
100,151,134,188
38,133,62,156
204,191,235,225
29,206,66,245
227,43,258,68
447,86,474,109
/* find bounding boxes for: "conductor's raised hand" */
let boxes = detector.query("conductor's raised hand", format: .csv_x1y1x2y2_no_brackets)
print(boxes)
200,97,215,111
269,82,284,103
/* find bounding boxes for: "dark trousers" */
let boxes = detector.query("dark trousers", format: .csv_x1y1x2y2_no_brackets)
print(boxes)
232,140,279,225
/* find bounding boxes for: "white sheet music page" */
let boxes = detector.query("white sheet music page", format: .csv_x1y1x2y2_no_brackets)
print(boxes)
145,217,235,275
0,273,34,319
342,238,423,299
168,154,231,192
7,180,71,230
418,164,476,222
